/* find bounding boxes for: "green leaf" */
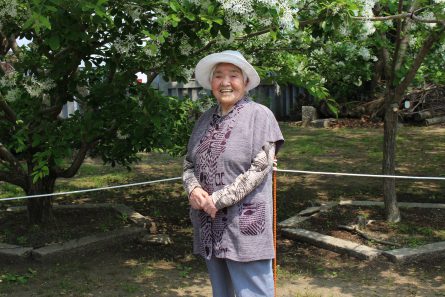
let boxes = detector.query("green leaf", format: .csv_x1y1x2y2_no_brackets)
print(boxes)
32,135,41,147
213,18,223,25
169,1,180,12
184,13,195,21
170,14,181,22
38,14,52,30
47,35,60,50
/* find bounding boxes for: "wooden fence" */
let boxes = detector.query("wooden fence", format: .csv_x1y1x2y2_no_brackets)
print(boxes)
153,77,310,121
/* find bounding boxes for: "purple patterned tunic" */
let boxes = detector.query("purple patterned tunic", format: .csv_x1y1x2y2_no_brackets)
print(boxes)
186,98,284,261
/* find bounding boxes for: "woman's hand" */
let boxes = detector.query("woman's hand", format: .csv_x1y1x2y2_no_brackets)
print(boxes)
202,196,218,219
189,187,209,210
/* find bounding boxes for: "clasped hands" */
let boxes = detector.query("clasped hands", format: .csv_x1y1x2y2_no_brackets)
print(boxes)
189,187,218,219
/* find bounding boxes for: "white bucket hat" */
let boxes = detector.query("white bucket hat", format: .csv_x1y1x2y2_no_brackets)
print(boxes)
195,50,260,91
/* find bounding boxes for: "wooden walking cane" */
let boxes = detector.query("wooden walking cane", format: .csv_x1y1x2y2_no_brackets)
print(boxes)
273,157,278,296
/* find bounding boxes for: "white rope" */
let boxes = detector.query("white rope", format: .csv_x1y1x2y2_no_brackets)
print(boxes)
276,169,445,180
1,168,445,203
0,177,182,202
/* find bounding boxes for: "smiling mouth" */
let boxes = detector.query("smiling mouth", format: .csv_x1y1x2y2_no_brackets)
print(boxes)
220,89,233,93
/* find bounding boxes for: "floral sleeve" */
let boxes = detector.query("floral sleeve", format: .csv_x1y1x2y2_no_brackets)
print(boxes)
211,142,275,210
182,156,201,197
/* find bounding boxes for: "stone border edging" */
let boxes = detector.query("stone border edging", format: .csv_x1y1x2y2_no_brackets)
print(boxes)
0,203,151,263
32,226,145,262
280,200,445,262
282,228,382,260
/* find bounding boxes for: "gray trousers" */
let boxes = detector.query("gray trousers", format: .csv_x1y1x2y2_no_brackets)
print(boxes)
205,257,274,297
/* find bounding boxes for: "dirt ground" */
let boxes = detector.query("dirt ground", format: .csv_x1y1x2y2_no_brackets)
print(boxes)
1,123,445,296
1,231,444,297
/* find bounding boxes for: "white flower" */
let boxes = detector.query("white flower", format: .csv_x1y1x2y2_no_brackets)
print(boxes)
358,47,371,60
23,76,55,98
217,0,297,30
361,21,376,37
182,68,194,81
383,20,393,27
224,13,246,33
144,45,158,57
5,88,20,102
0,71,17,87
76,85,90,97
409,36,417,48
421,11,437,28
339,26,350,36
360,0,377,18
0,0,18,18
179,41,193,56
114,34,136,54
124,4,142,20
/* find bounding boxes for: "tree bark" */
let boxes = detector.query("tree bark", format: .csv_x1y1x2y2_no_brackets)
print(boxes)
26,178,56,225
382,91,401,223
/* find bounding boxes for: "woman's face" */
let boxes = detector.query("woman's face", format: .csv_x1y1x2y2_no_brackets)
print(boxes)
211,63,247,113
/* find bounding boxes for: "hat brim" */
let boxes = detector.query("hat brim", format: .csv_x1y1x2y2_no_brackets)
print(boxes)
195,52,260,91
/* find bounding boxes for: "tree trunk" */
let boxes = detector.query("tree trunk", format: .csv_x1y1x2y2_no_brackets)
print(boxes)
26,178,56,225
382,91,401,223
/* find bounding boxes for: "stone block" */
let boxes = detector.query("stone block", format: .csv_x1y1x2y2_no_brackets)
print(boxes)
302,106,318,122
383,241,445,262
278,216,312,228
310,118,336,128
282,228,382,260
32,226,145,262
0,243,33,263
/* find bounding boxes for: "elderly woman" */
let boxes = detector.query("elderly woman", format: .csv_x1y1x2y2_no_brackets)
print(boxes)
183,50,284,297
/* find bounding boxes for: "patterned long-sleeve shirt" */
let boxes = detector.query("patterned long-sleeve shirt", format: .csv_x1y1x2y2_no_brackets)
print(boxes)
183,142,276,209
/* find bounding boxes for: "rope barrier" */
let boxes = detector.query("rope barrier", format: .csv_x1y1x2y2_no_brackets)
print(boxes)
0,177,182,202
276,169,445,180
1,169,445,203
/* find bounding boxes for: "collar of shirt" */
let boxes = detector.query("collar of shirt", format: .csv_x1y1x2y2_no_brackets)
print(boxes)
213,97,249,117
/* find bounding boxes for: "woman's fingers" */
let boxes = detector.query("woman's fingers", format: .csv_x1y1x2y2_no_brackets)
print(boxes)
189,187,209,209
202,196,218,219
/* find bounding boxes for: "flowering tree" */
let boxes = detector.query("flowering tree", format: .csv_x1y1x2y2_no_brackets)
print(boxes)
350,0,445,222
0,0,298,224
247,0,444,223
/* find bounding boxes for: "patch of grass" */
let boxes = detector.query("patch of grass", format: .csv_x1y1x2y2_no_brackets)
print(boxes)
293,291,324,297
0,268,37,285
121,283,140,293
177,264,193,278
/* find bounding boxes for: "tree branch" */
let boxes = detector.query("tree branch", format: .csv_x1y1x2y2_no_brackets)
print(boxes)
191,26,278,58
353,12,411,21
0,142,26,183
396,26,445,97
57,139,99,178
0,98,17,123
0,143,19,166
146,71,159,85
392,1,419,82
352,8,445,25
8,34,21,57
378,32,392,88
0,169,26,188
